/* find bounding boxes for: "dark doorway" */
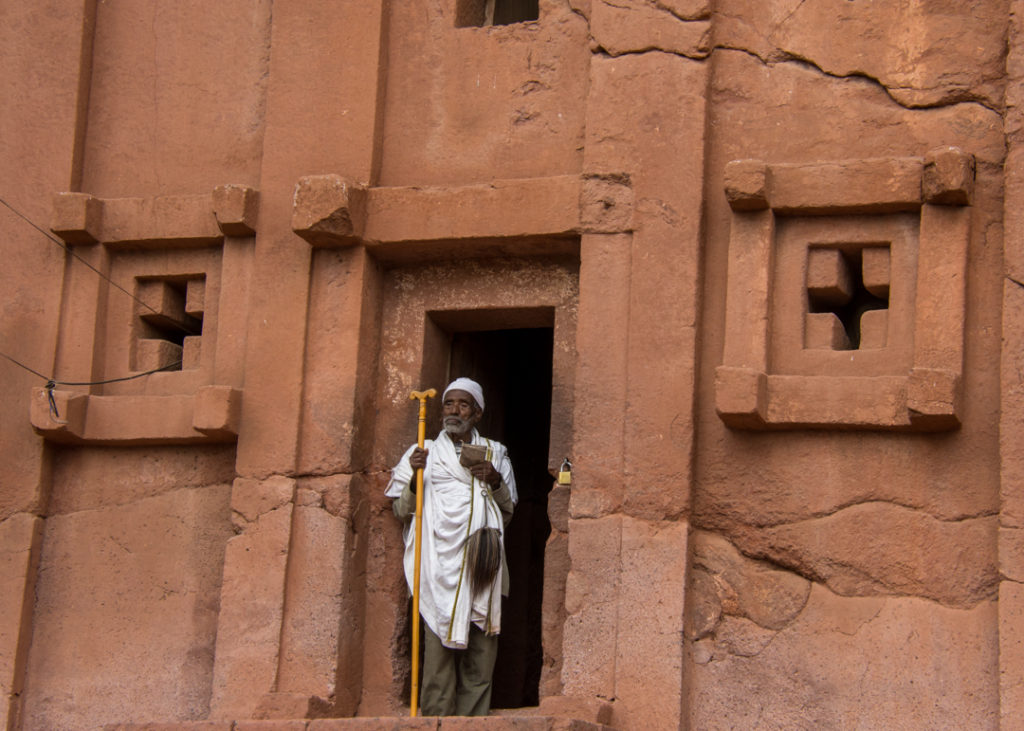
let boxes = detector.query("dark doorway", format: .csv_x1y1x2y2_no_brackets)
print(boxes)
449,327,553,708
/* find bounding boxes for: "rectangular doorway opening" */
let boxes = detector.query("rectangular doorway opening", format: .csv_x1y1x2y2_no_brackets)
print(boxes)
448,326,553,709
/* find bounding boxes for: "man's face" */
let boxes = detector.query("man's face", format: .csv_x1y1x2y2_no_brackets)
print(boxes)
442,389,481,440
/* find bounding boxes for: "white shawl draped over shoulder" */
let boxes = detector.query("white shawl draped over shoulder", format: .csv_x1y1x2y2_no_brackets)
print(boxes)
386,429,517,649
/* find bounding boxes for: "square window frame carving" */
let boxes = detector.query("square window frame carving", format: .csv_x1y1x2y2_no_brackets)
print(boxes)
30,185,258,444
715,148,973,431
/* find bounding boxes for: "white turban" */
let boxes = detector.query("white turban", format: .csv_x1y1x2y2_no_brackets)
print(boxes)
443,377,485,412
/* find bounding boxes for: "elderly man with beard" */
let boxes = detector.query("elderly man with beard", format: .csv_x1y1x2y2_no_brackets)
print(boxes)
386,377,518,716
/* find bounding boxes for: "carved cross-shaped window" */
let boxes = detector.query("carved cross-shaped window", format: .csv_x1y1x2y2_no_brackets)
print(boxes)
805,245,891,350
133,276,205,372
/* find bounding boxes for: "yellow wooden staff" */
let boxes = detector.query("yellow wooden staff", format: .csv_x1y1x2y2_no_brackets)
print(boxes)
408,388,435,716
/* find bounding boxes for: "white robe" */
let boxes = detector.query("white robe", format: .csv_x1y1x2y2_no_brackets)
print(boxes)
386,429,517,649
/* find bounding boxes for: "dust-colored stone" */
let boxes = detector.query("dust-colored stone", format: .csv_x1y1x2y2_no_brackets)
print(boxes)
193,385,242,437
441,717,550,731
291,174,366,247
48,445,237,515
103,720,232,724
570,234,630,519
276,506,350,699
690,584,998,729
547,485,570,534
294,487,322,508
212,184,258,237
730,502,998,608
723,160,769,211
308,720,437,731
541,531,569,697
691,530,811,631
713,615,776,658
1002,279,1024,528
51,191,101,244
1000,581,1024,731
714,0,1007,108
923,146,976,205
590,1,711,58
685,568,722,640
583,51,707,520
536,696,613,726
235,721,309,731
20,486,232,731
253,692,332,721
614,518,689,731
579,175,633,233
298,247,380,476
210,500,293,719
0,514,43,730
378,1,589,186
231,475,296,524
313,474,354,518
561,517,621,698
1001,527,1024,583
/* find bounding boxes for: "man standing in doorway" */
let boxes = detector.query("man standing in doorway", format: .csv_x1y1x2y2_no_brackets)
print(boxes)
387,377,518,716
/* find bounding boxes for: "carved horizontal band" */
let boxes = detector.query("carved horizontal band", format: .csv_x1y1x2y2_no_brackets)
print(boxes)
31,385,242,444
51,185,259,247
724,147,974,214
715,368,961,431
290,173,633,249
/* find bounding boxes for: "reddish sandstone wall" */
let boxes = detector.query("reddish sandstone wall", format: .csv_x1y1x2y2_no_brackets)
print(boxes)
22,447,235,730
0,1,1021,731
692,2,1006,727
1,2,103,729
378,0,590,186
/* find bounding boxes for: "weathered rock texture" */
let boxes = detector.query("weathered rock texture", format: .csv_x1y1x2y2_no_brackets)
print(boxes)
0,1,1020,730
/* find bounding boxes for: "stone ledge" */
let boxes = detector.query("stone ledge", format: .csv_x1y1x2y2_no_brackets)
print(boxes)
30,387,241,444
715,373,964,431
290,174,630,254
51,186,259,247
725,149,974,214
365,176,582,245
105,715,615,731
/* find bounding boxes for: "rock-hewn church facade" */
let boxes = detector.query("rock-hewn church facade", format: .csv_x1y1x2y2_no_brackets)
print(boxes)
1,1,1021,729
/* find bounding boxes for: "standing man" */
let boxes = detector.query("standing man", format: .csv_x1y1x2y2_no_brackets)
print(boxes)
387,377,517,716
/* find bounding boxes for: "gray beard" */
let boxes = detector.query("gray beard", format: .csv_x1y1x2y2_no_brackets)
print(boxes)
443,417,471,437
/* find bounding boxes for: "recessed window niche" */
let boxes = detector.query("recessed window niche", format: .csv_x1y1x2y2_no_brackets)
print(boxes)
31,186,255,444
134,276,206,372
716,150,974,430
455,0,539,27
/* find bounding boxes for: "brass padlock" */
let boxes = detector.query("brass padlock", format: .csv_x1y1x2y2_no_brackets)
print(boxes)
557,458,572,486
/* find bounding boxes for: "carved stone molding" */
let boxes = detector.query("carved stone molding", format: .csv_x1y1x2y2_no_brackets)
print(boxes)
716,148,973,430
51,185,259,247
290,173,633,256
33,187,257,444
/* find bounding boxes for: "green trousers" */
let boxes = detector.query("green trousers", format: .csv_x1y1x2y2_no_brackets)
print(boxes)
420,622,499,716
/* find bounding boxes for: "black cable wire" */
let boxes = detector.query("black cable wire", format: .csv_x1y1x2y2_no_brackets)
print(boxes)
1,194,212,416
0,195,166,319
1,346,185,421
1,193,204,398
0,350,50,381
48,359,184,387
1,196,204,338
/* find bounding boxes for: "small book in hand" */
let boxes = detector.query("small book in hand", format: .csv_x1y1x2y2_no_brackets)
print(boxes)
459,443,488,467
